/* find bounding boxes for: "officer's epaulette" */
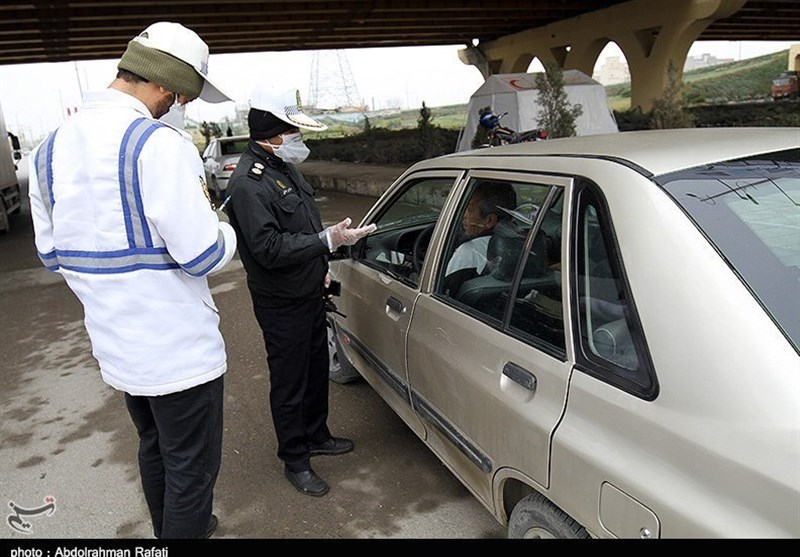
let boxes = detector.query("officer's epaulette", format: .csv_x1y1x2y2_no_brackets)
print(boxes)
247,161,266,180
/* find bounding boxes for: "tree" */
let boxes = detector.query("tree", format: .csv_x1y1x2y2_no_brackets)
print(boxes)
417,101,436,158
649,60,696,129
417,100,433,129
535,61,583,138
199,121,223,148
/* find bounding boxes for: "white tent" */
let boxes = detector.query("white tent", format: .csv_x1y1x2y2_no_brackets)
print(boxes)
456,70,618,152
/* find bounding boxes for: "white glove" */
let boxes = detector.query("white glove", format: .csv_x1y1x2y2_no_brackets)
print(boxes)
325,217,377,250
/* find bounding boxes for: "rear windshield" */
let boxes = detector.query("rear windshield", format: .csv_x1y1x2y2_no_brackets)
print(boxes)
658,149,800,353
220,139,249,156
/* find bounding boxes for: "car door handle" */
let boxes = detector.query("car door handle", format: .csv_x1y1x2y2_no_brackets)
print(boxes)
502,362,537,392
386,296,406,314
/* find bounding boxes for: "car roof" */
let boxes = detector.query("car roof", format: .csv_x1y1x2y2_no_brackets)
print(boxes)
427,128,799,177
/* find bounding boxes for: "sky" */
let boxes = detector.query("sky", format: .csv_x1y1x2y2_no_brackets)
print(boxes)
0,40,795,143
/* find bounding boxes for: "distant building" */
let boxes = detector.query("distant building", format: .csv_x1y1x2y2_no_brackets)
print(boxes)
594,52,739,86
593,56,630,85
684,53,735,71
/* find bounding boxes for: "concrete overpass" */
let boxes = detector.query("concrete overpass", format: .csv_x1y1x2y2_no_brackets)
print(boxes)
1,0,797,110
461,0,799,109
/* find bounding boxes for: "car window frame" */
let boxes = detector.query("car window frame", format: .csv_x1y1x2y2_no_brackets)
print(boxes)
569,178,659,400
350,170,465,290
429,170,574,361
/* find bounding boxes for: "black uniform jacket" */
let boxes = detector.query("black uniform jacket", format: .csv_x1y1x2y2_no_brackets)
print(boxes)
226,140,330,305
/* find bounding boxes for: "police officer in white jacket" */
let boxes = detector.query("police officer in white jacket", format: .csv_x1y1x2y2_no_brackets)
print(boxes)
27,22,236,539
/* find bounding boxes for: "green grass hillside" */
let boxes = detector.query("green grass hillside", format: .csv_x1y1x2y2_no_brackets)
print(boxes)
606,49,789,107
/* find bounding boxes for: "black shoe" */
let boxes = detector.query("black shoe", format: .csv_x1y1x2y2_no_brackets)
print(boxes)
309,436,354,456
203,514,218,539
284,467,329,497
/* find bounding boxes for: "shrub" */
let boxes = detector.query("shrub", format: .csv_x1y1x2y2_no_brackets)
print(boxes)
535,61,583,138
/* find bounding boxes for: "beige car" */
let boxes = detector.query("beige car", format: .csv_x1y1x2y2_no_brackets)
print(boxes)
328,128,800,538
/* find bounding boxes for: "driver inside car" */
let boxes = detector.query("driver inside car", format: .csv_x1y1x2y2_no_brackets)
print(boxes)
443,180,517,296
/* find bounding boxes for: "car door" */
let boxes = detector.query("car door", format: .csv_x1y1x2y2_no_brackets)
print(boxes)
406,171,574,507
331,171,462,439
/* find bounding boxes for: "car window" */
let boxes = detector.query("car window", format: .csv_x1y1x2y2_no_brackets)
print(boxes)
220,139,249,156
508,189,566,355
357,176,456,287
572,183,656,399
435,177,556,326
202,142,215,159
658,149,800,353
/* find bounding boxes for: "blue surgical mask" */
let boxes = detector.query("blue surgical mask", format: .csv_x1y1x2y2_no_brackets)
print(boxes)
271,132,310,164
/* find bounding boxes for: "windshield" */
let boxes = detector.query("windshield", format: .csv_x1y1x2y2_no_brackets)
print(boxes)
658,149,800,353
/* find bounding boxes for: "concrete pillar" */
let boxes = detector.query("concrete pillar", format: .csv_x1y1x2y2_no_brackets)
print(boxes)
788,44,800,72
459,0,747,111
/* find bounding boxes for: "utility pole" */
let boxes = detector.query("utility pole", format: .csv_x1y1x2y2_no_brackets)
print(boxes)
307,50,364,112
74,61,83,98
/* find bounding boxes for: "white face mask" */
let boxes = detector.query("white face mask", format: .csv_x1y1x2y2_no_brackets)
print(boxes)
159,101,186,129
271,132,310,164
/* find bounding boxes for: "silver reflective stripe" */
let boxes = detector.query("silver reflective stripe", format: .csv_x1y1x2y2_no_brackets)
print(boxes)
37,250,58,270
180,230,226,276
54,248,177,273
120,118,165,249
35,131,58,218
33,117,220,275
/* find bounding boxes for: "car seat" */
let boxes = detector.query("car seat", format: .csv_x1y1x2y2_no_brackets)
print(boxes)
456,225,551,318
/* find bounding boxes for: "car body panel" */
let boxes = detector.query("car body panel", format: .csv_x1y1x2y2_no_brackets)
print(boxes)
333,260,426,439
406,170,578,510
329,128,800,538
549,160,800,537
408,294,573,506
331,170,466,439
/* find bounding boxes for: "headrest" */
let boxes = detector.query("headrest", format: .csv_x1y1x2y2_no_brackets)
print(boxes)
487,225,549,281
487,226,523,281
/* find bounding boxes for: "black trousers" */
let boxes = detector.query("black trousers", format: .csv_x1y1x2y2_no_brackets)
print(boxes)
252,295,331,472
124,375,223,539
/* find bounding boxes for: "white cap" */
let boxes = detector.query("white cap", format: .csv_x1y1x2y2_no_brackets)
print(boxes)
249,85,327,131
131,21,232,103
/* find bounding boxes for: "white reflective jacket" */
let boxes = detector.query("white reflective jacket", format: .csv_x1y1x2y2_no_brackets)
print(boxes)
28,88,237,396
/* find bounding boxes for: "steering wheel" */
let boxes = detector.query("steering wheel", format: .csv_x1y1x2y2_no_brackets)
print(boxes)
515,202,539,221
411,223,436,273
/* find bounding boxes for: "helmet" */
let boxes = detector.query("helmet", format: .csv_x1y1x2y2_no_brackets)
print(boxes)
479,111,499,129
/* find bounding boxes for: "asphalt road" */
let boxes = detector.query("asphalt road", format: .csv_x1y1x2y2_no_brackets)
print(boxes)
0,157,506,541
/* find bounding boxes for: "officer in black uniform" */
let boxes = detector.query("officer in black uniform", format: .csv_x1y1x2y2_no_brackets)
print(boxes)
225,85,375,497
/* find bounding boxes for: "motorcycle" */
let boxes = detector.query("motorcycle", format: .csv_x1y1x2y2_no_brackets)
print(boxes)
478,110,548,147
